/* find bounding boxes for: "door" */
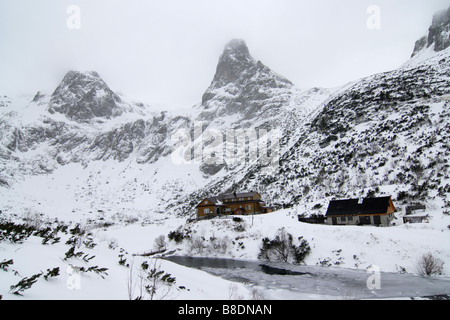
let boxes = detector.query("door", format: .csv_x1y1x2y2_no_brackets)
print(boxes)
359,216,371,225
373,215,381,225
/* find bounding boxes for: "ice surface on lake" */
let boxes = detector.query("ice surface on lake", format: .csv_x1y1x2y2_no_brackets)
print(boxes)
165,256,450,300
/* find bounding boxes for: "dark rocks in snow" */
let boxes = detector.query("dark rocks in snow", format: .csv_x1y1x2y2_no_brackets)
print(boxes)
31,91,46,103
200,162,226,177
412,6,450,57
48,71,122,122
210,39,255,88
200,39,293,122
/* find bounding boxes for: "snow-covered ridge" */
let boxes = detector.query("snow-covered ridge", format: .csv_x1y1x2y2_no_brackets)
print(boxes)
1,8,450,300
411,6,450,58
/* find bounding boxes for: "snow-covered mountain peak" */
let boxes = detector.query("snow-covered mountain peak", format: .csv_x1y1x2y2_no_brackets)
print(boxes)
200,39,295,125
48,70,123,122
222,39,252,58
209,39,256,89
432,6,450,26
209,39,292,89
50,70,111,101
411,6,450,58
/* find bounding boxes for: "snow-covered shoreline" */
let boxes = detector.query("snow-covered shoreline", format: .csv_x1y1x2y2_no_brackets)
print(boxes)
1,205,449,300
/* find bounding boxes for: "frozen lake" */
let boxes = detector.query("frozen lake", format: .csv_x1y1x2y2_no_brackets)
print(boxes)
164,256,450,300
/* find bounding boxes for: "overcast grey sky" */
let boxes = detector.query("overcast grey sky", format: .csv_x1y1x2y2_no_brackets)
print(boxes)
0,0,448,109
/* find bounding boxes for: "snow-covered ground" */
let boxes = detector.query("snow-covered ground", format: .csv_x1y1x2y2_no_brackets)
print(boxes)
1,199,449,300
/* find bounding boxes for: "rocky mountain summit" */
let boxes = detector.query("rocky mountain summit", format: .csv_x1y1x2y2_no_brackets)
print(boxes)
200,39,297,125
48,71,123,122
412,6,450,57
0,8,449,220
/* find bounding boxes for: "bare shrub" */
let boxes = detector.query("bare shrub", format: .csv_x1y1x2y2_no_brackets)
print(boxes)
127,259,185,300
23,209,44,229
416,252,444,277
228,284,244,300
249,288,265,300
154,235,167,251
209,236,230,254
187,236,207,254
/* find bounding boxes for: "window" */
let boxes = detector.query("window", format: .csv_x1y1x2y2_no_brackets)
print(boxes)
245,205,252,211
340,217,347,222
225,208,231,212
204,208,210,214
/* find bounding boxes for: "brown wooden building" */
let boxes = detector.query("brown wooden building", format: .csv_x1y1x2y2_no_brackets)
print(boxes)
196,191,273,218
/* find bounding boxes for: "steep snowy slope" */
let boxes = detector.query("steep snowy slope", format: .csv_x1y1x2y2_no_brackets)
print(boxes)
210,15,450,213
231,50,450,212
0,40,334,219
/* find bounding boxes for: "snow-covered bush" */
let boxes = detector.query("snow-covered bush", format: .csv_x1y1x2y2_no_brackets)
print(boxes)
0,221,36,244
234,223,246,232
153,235,167,251
9,273,42,296
168,230,185,243
258,228,311,264
0,259,13,271
118,248,130,267
168,227,192,244
209,236,230,255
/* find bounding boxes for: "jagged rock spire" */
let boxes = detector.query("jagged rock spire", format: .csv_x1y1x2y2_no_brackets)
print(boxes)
210,39,256,88
201,39,293,120
411,6,450,57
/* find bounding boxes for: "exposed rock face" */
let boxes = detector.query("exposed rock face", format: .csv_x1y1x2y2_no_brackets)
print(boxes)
200,39,294,122
210,39,256,87
31,91,46,104
412,6,450,57
48,71,123,121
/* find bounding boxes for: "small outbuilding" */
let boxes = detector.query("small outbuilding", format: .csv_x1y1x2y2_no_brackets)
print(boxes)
403,214,429,224
402,203,428,224
325,196,396,226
